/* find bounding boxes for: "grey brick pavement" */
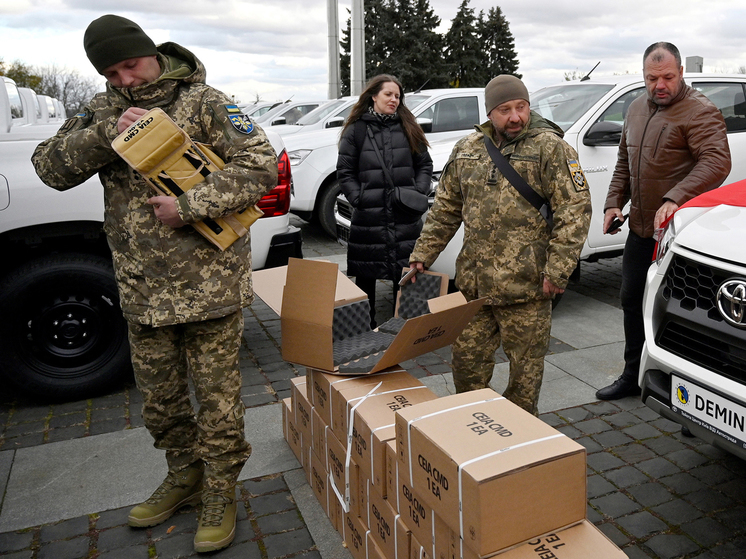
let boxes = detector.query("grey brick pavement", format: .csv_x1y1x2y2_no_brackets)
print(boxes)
2,219,744,558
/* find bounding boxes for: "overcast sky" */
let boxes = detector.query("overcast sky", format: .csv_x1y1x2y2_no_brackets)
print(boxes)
2,0,745,104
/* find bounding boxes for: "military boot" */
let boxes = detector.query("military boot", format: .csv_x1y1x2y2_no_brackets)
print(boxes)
194,489,237,553
128,463,203,528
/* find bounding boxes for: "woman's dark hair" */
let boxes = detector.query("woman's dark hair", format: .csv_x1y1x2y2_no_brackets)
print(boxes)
341,74,430,153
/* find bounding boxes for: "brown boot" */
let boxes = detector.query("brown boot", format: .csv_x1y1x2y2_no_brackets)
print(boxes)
194,489,238,553
128,463,203,528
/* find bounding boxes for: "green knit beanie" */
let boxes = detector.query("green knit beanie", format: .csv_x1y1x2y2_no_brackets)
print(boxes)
484,75,530,115
84,15,158,74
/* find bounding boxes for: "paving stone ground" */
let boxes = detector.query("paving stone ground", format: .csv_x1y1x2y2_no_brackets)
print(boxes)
2,219,743,558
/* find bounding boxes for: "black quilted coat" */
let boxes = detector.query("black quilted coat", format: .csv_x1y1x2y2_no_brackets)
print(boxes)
336,112,433,280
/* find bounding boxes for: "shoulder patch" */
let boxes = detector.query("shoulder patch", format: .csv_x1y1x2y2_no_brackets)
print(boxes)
57,110,92,134
567,159,588,191
228,113,254,135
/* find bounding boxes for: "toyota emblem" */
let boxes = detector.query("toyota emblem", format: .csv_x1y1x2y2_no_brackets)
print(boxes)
717,279,746,328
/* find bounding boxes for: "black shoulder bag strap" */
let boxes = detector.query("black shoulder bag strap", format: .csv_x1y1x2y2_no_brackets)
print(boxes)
367,126,395,187
483,135,554,229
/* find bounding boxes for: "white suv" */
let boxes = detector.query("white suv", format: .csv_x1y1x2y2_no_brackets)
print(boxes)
640,186,746,459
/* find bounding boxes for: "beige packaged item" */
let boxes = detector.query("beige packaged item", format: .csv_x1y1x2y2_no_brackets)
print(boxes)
281,397,303,465
290,377,312,444
395,389,586,556
367,480,410,559
253,259,484,374
343,511,370,559
473,520,626,559
111,107,263,250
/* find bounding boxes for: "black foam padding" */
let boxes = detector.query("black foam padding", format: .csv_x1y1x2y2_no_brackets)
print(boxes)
397,274,444,319
377,317,406,335
336,352,385,374
333,300,371,341
333,330,396,366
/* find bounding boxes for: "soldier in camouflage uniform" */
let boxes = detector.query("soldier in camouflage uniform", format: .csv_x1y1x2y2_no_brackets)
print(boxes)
31,15,277,553
409,75,591,415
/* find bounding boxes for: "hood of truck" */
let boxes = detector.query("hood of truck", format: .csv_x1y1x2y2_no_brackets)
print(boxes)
675,205,746,264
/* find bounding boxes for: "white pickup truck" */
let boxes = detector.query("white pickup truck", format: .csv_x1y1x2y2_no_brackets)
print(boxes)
285,88,487,237
339,74,746,279
0,77,302,401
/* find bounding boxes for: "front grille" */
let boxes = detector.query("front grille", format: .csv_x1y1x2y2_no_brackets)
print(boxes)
661,254,732,323
657,321,746,384
656,253,746,385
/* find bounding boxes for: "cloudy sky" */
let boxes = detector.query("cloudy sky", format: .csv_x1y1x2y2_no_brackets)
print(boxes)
2,0,745,104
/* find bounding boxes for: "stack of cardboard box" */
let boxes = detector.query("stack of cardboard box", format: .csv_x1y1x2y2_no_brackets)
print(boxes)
260,259,626,559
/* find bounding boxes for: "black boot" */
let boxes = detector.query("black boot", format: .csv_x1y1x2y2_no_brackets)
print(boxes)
596,375,642,400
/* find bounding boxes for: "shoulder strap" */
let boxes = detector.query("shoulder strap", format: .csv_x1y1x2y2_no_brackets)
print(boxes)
367,126,395,188
483,135,553,228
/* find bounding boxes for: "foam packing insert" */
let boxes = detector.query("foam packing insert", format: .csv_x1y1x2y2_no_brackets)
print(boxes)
330,272,446,371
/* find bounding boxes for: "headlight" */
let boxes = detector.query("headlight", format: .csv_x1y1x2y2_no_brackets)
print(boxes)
287,149,312,167
654,219,677,264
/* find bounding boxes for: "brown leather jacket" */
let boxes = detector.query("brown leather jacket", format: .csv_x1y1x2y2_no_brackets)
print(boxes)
605,83,731,238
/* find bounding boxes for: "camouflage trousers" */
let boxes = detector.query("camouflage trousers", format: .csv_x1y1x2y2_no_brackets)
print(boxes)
451,299,552,416
127,310,251,493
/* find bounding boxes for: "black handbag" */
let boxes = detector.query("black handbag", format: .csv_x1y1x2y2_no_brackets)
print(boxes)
367,127,429,217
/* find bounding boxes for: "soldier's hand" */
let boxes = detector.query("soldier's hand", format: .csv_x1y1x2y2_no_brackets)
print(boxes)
117,107,149,133
148,196,186,228
603,208,624,234
543,277,565,297
408,262,425,283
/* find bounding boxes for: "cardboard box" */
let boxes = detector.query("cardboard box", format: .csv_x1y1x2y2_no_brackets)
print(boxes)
326,427,362,516
291,376,312,444
395,389,587,556
367,480,410,559
312,407,328,463
253,259,483,374
282,397,303,465
468,520,625,559
309,448,332,522
344,511,370,559
331,370,416,443
350,385,438,492
411,533,432,559
367,532,387,559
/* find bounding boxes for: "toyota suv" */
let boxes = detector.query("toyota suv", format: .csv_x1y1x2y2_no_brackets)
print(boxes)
640,181,746,459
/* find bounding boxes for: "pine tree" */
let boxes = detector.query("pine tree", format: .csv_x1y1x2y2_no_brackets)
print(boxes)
479,6,521,82
443,0,484,87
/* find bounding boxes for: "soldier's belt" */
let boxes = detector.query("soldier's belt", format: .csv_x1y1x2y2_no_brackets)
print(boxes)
111,107,263,251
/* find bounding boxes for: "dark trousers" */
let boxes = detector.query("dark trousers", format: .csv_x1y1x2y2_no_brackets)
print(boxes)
355,276,399,329
620,231,657,382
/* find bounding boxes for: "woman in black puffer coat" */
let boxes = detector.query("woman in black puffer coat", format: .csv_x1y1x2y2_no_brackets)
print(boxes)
337,74,433,327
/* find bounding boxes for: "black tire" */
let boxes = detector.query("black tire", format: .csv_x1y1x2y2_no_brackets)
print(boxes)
316,180,342,239
0,253,131,401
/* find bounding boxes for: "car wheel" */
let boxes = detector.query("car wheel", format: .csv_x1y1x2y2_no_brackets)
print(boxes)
317,180,341,239
0,253,131,401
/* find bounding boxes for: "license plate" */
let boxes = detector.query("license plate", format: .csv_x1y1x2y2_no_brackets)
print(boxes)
671,374,746,449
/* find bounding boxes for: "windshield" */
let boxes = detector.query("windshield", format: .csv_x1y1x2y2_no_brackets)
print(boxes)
297,99,349,125
531,84,614,131
404,94,429,110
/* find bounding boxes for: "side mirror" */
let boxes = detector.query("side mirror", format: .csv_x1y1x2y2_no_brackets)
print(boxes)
271,117,287,126
583,121,622,146
325,117,345,129
416,117,433,134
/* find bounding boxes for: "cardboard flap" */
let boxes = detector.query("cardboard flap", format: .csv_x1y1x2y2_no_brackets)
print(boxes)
282,259,338,327
427,291,468,313
253,259,367,316
370,297,485,372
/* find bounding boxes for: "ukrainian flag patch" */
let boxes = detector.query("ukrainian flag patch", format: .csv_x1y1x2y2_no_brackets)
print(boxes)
567,159,588,191
225,104,242,114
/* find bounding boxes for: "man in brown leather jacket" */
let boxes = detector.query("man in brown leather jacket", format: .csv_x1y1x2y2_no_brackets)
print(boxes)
597,42,731,401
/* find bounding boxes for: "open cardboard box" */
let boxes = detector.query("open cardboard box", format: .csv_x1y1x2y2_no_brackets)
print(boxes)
253,258,484,375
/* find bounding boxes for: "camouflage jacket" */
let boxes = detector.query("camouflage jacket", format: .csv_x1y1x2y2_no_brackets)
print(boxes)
32,43,278,327
410,112,591,306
